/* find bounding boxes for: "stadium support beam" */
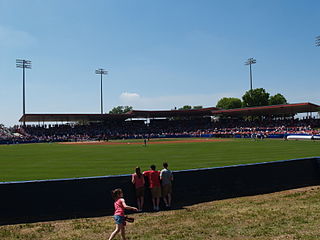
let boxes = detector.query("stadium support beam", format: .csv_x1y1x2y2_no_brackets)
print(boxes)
245,58,256,91
95,68,108,114
16,59,32,126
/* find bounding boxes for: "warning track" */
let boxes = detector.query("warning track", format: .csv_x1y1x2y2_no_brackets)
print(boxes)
59,138,230,145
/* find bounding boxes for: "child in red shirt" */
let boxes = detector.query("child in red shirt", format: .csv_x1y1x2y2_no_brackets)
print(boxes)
131,166,145,212
143,165,161,211
108,188,137,240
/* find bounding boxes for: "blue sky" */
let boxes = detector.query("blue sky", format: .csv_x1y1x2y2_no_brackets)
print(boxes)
0,0,319,126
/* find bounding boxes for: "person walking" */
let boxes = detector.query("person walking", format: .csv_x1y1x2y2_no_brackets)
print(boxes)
131,166,145,212
108,188,138,240
160,162,173,208
143,165,161,211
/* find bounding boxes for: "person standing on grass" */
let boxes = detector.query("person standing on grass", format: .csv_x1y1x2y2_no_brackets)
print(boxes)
131,166,145,212
108,188,138,240
143,165,161,211
160,162,173,208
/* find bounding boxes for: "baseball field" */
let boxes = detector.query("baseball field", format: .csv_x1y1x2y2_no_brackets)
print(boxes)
0,138,319,182
1,138,320,239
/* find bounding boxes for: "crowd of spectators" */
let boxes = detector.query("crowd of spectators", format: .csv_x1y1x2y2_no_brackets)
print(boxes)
1,116,320,144
0,124,14,140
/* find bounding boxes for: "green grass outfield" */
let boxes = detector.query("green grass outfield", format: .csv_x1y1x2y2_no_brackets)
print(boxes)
0,138,319,182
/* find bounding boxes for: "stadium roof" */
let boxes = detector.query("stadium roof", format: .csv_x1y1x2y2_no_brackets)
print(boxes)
19,103,320,123
19,107,218,123
19,113,130,123
212,102,320,117
128,107,218,118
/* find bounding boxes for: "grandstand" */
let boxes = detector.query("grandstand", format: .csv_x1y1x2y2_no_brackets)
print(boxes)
1,102,319,144
0,124,14,139
0,102,313,144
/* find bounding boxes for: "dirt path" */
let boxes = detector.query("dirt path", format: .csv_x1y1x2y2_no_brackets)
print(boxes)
59,138,230,145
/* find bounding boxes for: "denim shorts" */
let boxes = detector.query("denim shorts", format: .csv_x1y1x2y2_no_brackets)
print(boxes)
114,215,126,225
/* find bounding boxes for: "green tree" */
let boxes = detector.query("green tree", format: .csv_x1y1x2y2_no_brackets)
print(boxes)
179,105,192,110
109,106,133,114
123,106,133,113
269,93,287,105
216,97,242,109
242,88,270,107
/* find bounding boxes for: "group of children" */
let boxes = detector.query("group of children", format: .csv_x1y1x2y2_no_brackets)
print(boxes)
132,162,173,211
108,162,173,240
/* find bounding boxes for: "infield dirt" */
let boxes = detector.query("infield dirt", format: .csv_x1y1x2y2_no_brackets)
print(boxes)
59,138,230,145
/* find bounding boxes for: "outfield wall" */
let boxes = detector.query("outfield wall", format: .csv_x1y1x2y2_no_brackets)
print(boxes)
0,157,319,225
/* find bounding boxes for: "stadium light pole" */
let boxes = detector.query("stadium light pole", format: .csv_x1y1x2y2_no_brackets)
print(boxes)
16,59,32,126
316,36,320,47
95,68,108,114
245,58,256,91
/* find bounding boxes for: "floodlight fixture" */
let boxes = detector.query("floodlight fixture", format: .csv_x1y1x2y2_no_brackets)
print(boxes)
316,36,320,47
245,58,256,91
16,59,32,126
95,68,108,75
16,59,32,69
95,68,108,114
245,58,256,65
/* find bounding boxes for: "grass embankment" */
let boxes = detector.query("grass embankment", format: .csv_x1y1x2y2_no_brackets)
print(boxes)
0,139,319,182
1,186,320,240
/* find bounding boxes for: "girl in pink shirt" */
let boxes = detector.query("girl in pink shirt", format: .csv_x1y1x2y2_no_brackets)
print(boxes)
131,166,145,212
108,188,137,240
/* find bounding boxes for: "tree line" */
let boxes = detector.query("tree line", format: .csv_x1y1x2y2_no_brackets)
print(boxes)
216,88,287,109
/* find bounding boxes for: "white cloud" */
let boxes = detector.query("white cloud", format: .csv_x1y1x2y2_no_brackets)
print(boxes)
120,92,141,101
0,25,36,47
